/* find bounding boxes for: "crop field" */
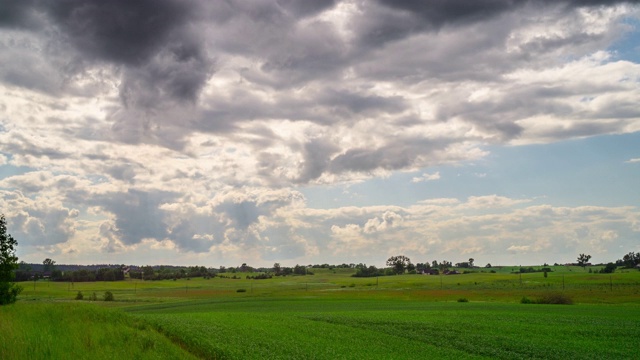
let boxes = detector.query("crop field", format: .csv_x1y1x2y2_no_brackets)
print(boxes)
2,267,640,359
126,298,640,360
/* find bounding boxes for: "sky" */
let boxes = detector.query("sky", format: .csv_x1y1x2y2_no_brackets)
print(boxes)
1,0,639,268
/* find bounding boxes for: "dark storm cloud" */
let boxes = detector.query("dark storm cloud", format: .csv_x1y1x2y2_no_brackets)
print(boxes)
0,0,40,29
2,0,215,127
376,0,640,26
276,0,337,17
360,0,640,47
43,0,194,65
118,39,215,106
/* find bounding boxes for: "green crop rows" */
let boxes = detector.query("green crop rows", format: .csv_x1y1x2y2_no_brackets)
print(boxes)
125,298,640,359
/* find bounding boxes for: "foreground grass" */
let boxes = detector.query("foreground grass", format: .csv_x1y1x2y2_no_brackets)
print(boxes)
0,302,198,360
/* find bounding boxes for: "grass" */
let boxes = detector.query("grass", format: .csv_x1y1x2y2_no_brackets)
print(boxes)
4,266,640,359
0,302,198,360
16,267,640,304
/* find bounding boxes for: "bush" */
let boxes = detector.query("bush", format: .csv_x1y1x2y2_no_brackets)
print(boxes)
536,293,573,305
521,293,573,305
75,291,83,300
599,263,616,274
520,296,533,304
457,297,469,303
90,292,98,301
104,291,114,301
236,288,246,293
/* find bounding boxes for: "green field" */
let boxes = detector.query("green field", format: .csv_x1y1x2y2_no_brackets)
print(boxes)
2,267,640,359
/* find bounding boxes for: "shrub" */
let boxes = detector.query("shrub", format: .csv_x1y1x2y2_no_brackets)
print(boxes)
236,288,246,293
75,291,83,300
90,292,98,301
520,296,533,304
457,297,469,303
536,293,573,305
599,263,616,274
348,283,356,288
521,293,573,305
104,291,114,301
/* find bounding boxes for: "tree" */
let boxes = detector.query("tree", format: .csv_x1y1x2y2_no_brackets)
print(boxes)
142,265,155,280
1,214,23,305
43,258,56,273
386,255,412,275
577,253,592,269
622,252,640,268
599,262,616,274
468,258,475,268
439,260,452,273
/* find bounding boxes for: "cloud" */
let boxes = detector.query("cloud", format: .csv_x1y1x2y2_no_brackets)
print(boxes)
1,1,640,266
465,195,531,209
0,190,79,248
507,245,531,253
412,171,441,183
626,158,640,163
43,0,195,66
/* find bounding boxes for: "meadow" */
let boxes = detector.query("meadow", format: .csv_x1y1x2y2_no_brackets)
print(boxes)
2,266,639,359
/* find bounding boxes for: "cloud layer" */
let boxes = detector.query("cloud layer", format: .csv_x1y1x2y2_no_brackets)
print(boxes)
1,0,639,265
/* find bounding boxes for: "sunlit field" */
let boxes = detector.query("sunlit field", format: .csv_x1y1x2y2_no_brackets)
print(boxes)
3,266,640,359
16,266,640,304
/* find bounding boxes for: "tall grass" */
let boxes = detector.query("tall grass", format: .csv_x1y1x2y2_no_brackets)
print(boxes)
0,302,198,360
